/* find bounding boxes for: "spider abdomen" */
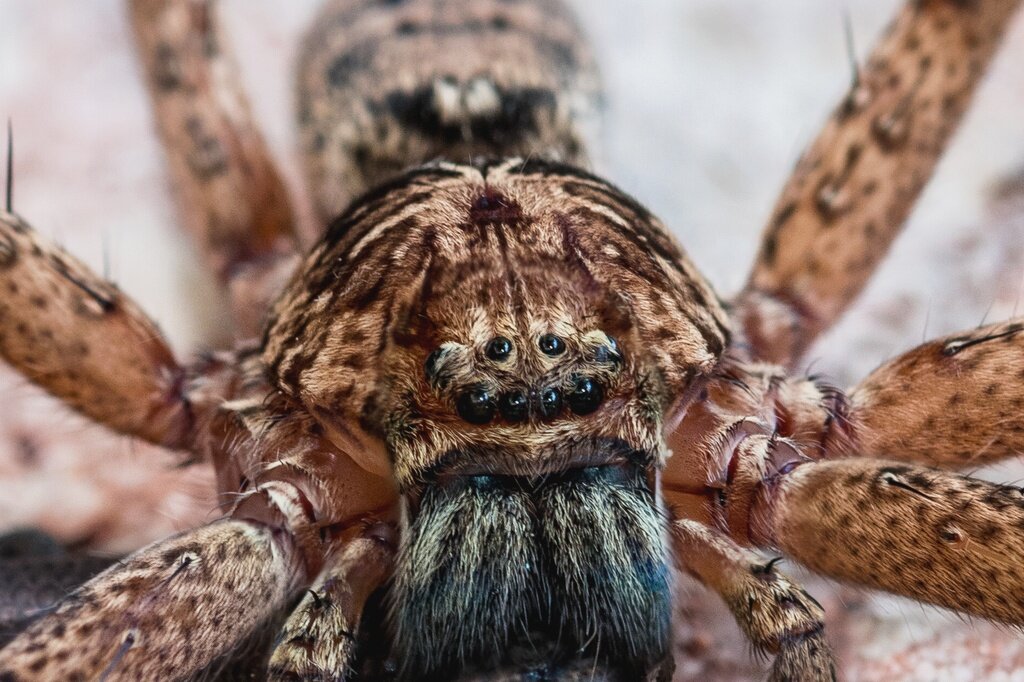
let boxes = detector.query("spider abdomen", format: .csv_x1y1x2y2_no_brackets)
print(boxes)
296,0,601,222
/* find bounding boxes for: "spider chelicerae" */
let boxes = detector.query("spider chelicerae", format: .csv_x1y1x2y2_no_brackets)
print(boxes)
2,0,1024,680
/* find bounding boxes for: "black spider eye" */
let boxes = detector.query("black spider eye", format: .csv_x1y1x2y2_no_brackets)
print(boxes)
539,334,565,356
568,376,604,415
456,385,497,425
499,390,529,423
486,336,513,361
538,386,562,418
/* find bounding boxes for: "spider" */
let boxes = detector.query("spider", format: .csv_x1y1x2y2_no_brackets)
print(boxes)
1,0,1024,679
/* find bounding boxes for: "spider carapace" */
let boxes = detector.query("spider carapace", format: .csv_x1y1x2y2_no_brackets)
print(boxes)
3,0,1024,680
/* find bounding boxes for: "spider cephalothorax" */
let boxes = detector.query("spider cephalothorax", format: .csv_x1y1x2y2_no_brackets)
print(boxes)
264,159,726,484
261,158,727,676
3,0,1024,680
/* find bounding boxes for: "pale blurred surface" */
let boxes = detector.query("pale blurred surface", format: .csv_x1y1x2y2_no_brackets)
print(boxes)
2,1,1024,679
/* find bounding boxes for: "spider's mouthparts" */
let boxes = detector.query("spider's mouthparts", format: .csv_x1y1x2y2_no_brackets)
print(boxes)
405,437,658,510
440,458,640,494
422,436,653,480
391,439,671,680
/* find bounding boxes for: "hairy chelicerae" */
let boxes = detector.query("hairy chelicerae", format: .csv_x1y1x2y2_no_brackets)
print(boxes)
2,0,1024,680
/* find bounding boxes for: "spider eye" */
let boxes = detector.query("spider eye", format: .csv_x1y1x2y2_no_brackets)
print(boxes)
456,385,497,425
538,386,562,418
568,376,604,415
538,334,565,356
499,390,529,423
485,336,513,361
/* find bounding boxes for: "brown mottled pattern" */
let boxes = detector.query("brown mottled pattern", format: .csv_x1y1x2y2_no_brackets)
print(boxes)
296,0,600,223
756,458,1024,625
849,318,1024,467
737,0,1022,366
263,158,729,485
0,211,192,449
0,520,298,681
128,0,300,337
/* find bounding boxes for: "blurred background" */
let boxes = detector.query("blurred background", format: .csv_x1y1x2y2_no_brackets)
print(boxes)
2,1,1024,679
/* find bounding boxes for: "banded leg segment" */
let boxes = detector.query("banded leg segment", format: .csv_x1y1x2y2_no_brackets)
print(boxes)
0,211,192,449
673,520,836,682
129,0,299,337
752,458,1024,625
847,319,1024,467
0,519,303,681
735,0,1023,366
268,525,396,681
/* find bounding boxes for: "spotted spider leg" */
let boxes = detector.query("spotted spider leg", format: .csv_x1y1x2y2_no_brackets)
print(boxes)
267,527,395,681
752,455,1024,626
699,318,1024,470
128,0,301,337
667,319,1024,641
754,319,1024,623
673,520,835,682
0,395,398,679
0,519,303,680
845,318,1024,467
669,430,1024,668
734,0,1022,367
0,205,395,678
0,210,192,449
0,387,397,680
200,387,398,674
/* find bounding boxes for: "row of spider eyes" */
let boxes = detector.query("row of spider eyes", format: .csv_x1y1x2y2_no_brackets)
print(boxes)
423,333,621,425
426,333,621,371
456,376,604,425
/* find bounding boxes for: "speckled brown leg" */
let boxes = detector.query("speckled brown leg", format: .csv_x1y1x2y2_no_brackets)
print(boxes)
0,519,304,681
673,519,836,682
752,458,1024,625
735,0,1022,366
267,525,396,681
846,318,1024,468
692,319,1024,470
128,0,300,337
0,211,192,449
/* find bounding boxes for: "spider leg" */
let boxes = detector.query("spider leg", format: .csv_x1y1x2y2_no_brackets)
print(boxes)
673,519,835,682
683,317,1024,470
750,456,1024,626
128,0,300,337
0,516,306,681
0,211,193,449
733,0,1022,366
711,319,1024,469
845,318,1024,468
267,524,396,681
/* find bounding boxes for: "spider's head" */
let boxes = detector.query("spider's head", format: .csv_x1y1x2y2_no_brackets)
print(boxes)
263,158,729,678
